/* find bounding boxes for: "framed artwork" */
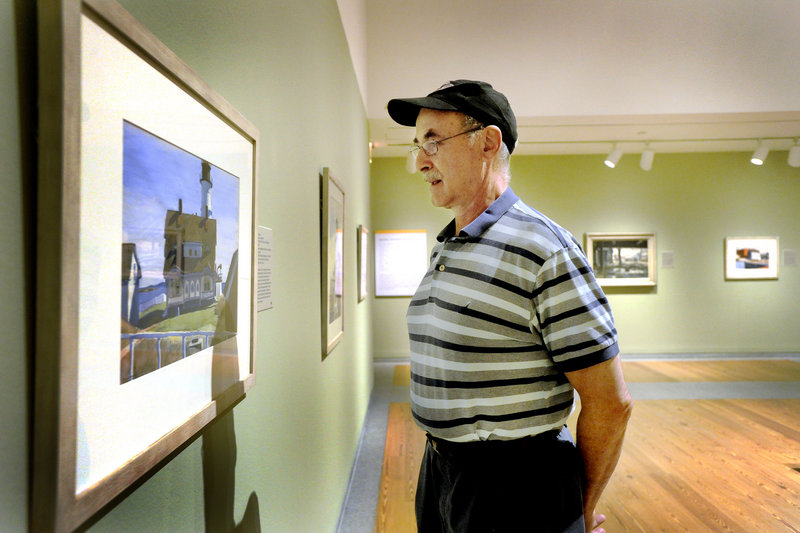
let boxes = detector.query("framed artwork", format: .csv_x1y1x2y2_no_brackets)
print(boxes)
358,225,369,302
320,167,345,358
585,233,657,287
374,230,429,296
724,236,779,280
34,1,258,531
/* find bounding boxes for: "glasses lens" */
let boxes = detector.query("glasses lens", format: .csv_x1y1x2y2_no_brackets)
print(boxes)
422,140,438,156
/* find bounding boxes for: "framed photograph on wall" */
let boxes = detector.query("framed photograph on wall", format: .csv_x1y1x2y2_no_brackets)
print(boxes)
585,233,657,287
357,225,369,302
34,1,258,531
320,167,345,358
724,236,779,280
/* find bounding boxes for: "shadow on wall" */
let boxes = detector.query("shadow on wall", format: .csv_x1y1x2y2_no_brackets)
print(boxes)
205,265,261,533
202,411,261,533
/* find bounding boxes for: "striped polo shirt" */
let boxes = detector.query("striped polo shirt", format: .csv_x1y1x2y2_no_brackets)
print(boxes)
406,187,619,442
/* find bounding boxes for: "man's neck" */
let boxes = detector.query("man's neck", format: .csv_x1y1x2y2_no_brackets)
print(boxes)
453,180,508,233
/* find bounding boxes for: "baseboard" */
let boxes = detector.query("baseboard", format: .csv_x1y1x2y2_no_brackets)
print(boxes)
372,352,411,363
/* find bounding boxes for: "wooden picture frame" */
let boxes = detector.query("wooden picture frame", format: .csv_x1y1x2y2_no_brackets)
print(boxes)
357,225,369,302
34,1,258,530
724,236,779,280
585,233,657,287
320,167,345,358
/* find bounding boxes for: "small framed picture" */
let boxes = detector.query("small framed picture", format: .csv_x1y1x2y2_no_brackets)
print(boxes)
357,225,369,302
320,167,345,358
724,236,779,280
585,233,657,287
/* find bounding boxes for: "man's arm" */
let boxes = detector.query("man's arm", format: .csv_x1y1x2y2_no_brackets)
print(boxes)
565,355,633,533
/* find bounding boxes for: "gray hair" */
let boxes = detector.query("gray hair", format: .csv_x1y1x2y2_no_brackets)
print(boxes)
462,115,512,182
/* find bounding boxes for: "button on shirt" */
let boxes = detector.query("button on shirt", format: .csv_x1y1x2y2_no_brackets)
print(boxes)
406,188,619,442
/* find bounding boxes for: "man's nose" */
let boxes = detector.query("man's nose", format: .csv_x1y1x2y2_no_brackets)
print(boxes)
416,150,432,173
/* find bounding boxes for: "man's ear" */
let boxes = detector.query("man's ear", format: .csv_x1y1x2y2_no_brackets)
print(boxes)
483,125,503,158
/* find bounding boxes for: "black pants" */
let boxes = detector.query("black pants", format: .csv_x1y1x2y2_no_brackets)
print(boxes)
415,426,585,533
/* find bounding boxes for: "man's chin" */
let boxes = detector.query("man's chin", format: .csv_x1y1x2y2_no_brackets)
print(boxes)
429,194,447,208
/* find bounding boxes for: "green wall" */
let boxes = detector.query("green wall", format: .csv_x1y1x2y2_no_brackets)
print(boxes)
3,1,372,532
369,153,800,358
1,2,31,532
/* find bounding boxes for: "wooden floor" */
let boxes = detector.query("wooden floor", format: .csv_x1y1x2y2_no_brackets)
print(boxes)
621,359,800,383
374,403,425,533
376,360,800,533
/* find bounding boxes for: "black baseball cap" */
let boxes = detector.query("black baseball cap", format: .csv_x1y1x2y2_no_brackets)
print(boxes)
387,79,518,153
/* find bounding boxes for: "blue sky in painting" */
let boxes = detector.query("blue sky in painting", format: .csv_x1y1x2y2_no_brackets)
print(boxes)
122,121,239,288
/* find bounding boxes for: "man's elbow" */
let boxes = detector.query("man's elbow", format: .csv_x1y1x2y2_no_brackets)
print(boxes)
616,391,634,426
596,387,633,428
578,389,633,428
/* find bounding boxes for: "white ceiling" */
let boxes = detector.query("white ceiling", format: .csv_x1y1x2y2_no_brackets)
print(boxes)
352,0,800,158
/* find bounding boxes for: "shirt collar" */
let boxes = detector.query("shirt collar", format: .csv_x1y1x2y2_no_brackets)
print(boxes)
436,187,519,242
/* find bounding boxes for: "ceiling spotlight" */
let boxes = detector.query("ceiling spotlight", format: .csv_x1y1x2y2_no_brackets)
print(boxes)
640,145,654,171
788,139,800,168
750,141,769,165
604,145,623,168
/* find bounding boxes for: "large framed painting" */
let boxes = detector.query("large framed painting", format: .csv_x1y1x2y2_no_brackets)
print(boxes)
34,0,258,531
585,233,657,287
320,167,345,359
724,236,779,280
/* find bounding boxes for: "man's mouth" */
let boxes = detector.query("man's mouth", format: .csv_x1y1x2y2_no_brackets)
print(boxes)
424,171,443,186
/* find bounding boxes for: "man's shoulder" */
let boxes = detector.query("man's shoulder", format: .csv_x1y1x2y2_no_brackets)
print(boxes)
490,199,581,258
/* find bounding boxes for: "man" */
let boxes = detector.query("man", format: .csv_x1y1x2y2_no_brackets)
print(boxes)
387,80,633,533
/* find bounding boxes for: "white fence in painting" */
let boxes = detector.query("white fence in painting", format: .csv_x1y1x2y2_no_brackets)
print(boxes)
121,330,215,383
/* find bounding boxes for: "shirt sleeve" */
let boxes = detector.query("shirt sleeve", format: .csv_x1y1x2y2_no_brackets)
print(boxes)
532,246,619,373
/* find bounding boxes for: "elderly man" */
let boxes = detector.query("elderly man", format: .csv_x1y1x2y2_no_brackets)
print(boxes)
387,80,633,533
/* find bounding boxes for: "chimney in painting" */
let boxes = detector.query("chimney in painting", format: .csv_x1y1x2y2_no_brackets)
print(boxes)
200,160,213,219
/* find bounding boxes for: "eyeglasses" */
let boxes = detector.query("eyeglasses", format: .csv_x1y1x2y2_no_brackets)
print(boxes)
410,126,484,157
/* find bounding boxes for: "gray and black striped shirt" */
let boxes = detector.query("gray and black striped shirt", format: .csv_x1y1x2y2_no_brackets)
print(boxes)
406,187,618,442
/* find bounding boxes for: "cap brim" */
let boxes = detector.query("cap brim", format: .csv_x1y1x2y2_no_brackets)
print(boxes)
387,96,459,127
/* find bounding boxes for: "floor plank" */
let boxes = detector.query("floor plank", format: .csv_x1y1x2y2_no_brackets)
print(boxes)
374,403,426,533
393,364,411,387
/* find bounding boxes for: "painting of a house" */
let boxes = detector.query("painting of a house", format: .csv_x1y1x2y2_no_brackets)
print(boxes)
163,162,223,316
121,121,239,383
